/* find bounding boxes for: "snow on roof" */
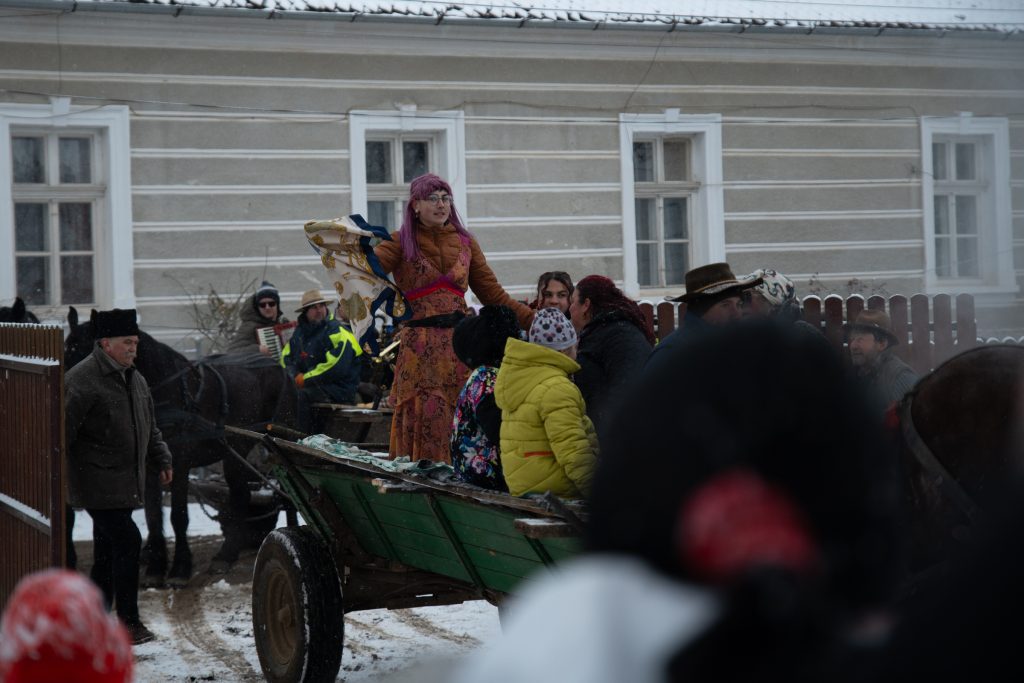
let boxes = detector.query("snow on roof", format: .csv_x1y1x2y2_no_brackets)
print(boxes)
67,0,1024,34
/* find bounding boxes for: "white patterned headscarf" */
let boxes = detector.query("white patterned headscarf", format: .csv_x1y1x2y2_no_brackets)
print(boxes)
748,269,796,308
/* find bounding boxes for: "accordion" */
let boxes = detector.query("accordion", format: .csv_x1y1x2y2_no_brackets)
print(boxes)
256,322,297,361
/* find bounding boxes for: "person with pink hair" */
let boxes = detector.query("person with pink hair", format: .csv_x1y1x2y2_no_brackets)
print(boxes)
0,569,134,683
374,173,533,462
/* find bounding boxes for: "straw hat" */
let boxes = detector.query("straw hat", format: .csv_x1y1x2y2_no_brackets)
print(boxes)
294,289,333,313
667,263,763,304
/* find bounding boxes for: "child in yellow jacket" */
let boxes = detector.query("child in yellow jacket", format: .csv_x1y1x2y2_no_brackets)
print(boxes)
494,307,598,498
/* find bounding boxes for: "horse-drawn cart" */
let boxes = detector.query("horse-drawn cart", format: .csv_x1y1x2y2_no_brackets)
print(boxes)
225,427,584,683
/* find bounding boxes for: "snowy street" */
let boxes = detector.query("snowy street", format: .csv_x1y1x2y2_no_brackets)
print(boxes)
72,505,500,682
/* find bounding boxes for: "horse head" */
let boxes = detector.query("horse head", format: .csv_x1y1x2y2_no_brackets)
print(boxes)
900,344,1024,572
0,297,40,324
65,306,99,369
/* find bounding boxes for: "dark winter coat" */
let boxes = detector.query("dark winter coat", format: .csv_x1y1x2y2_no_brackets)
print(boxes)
225,294,288,355
858,348,919,410
281,316,363,404
575,310,654,431
642,311,709,379
64,345,172,510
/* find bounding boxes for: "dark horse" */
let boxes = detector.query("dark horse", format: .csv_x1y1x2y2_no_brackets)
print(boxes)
0,297,40,323
897,344,1024,579
65,307,297,584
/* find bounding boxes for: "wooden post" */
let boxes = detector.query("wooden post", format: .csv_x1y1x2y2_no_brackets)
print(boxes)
909,294,932,373
889,295,910,363
932,294,954,367
955,294,977,350
656,302,676,341
802,296,822,334
823,296,845,359
639,303,655,341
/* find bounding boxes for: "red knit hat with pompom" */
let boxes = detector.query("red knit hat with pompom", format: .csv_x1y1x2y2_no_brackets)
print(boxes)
0,570,134,683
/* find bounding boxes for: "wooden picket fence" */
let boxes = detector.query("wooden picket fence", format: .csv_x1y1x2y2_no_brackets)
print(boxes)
0,323,65,606
638,293,990,375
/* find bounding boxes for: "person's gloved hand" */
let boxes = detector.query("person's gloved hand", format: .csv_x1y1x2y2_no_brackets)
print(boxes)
294,373,305,388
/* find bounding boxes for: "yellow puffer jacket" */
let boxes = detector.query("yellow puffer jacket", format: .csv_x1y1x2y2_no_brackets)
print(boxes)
494,338,598,498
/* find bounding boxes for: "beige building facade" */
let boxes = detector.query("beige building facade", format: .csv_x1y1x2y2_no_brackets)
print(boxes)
1,1,1022,347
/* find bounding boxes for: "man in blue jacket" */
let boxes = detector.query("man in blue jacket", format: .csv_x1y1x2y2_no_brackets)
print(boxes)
281,289,363,432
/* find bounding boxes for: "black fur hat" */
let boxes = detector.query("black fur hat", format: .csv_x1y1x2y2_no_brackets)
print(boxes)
93,309,140,338
452,305,521,369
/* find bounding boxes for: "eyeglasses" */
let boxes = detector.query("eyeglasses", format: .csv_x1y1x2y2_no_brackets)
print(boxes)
424,194,452,205
258,301,277,309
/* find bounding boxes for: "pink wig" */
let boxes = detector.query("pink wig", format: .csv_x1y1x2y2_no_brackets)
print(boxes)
399,173,471,262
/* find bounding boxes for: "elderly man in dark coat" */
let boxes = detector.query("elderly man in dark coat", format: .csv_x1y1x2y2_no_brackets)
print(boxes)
65,308,173,645
845,309,919,410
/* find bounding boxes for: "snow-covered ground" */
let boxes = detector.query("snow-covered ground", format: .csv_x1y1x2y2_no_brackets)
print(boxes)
71,504,500,681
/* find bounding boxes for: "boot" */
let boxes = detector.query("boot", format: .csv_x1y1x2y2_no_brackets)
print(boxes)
123,618,156,645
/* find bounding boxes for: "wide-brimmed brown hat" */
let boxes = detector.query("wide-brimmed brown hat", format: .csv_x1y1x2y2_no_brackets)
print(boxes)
294,289,333,313
844,309,899,347
667,263,763,303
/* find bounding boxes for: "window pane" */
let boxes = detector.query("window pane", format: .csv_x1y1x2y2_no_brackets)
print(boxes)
664,197,688,240
15,203,48,251
59,137,92,184
663,139,688,181
59,202,93,251
637,242,657,287
13,137,45,183
635,198,655,241
931,142,947,181
955,195,977,235
935,236,951,277
61,255,94,304
367,200,394,229
402,141,428,183
957,237,978,278
633,141,654,182
365,141,392,184
933,195,949,235
955,143,975,181
16,256,49,305
664,242,689,287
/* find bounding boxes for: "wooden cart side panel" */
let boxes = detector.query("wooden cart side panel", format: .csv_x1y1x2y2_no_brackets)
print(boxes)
539,538,585,562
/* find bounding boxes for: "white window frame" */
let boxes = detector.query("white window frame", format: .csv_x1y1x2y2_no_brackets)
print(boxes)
619,111,725,298
349,108,467,226
921,115,1015,295
0,102,134,312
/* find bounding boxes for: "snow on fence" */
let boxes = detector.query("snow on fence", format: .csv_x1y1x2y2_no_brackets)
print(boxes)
637,293,983,375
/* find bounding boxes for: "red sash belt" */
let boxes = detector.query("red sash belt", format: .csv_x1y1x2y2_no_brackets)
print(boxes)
405,276,466,301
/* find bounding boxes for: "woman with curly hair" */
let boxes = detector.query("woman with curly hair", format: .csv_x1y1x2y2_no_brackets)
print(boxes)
568,275,655,431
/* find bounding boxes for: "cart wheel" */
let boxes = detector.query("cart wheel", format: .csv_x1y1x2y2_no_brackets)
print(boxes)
252,527,343,683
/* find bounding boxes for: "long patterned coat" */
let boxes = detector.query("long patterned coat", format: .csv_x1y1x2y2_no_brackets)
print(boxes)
375,222,532,462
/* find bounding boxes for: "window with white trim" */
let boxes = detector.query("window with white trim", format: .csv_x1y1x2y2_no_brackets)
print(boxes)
1,103,135,313
619,112,725,297
365,133,436,229
632,137,696,287
349,109,466,230
12,131,102,306
921,116,1015,294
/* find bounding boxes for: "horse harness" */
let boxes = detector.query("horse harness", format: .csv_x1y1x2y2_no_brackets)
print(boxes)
899,391,982,524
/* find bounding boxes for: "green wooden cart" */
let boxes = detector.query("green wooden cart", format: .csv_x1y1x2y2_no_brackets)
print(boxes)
229,428,584,683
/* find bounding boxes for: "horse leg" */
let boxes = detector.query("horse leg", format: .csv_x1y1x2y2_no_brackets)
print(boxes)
209,446,250,572
167,464,193,586
140,465,168,586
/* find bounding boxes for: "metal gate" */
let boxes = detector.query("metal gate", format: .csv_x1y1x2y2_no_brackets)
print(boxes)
0,323,64,605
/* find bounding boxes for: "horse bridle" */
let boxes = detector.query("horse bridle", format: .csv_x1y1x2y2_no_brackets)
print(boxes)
899,391,982,524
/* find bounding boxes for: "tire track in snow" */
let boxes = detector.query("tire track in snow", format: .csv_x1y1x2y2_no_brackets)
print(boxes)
389,609,482,647
167,576,262,682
